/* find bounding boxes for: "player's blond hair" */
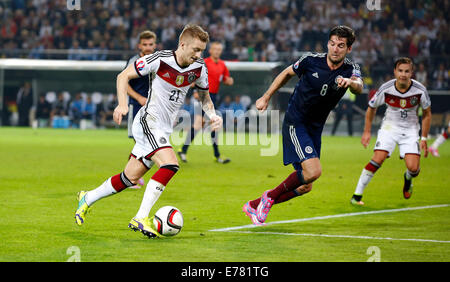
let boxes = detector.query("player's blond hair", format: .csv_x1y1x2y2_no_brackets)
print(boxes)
139,30,157,42
179,24,209,44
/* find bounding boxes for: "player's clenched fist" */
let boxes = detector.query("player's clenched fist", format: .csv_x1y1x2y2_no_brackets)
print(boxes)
113,104,129,125
255,96,269,112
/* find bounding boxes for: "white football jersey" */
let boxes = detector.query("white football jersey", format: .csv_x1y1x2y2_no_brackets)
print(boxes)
134,50,209,133
369,79,431,132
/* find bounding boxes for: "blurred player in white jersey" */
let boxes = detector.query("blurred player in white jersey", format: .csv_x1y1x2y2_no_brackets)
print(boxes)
351,57,432,205
75,25,223,238
429,122,449,157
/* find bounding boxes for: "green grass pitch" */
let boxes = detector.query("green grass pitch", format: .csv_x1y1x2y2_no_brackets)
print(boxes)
0,127,449,262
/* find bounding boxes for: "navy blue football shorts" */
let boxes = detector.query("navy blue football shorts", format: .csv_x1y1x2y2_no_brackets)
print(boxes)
282,121,323,171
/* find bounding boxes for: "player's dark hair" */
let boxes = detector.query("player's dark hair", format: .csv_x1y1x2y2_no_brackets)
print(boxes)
329,25,356,47
394,57,414,70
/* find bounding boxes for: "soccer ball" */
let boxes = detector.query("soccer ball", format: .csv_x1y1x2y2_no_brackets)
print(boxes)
153,206,183,236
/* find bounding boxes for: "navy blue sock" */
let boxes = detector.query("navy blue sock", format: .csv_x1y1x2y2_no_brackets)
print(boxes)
182,127,197,153
211,131,220,157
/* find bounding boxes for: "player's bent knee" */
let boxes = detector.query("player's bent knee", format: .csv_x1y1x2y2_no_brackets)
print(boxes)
160,164,180,173
408,168,420,177
296,183,313,195
303,168,321,183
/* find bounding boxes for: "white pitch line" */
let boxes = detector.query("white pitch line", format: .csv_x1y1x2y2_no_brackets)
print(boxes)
209,204,450,232
221,230,450,244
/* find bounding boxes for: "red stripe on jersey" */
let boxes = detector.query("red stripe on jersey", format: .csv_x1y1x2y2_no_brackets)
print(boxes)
384,93,421,109
156,60,202,87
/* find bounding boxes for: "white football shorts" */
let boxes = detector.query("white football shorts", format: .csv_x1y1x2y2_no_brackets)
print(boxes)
374,125,420,158
130,108,172,168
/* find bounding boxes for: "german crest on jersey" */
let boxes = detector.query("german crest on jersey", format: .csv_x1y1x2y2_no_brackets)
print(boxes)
333,75,343,90
175,75,184,86
187,71,196,83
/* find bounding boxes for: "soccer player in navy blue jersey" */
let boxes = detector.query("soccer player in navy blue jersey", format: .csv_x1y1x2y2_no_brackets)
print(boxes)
243,25,364,225
126,30,157,139
124,31,157,188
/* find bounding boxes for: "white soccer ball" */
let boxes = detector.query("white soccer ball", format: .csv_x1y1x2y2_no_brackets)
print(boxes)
153,206,183,236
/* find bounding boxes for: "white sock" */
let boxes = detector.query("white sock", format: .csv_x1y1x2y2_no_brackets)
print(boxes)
432,133,447,149
85,178,117,206
135,179,165,219
354,169,374,196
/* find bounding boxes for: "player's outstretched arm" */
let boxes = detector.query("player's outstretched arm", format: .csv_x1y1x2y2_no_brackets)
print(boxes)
256,65,296,112
421,107,432,157
337,76,363,94
114,64,140,125
361,107,377,148
197,89,222,131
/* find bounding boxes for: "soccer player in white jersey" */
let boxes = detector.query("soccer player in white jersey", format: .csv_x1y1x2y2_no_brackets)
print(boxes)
429,122,449,157
351,57,432,205
75,25,222,238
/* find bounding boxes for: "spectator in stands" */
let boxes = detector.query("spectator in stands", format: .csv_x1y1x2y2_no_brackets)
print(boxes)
68,40,83,60
1,0,449,90
69,93,84,128
16,81,33,127
415,62,428,87
36,95,52,127
51,92,70,128
217,95,232,129
82,95,97,125
433,63,449,90
231,95,245,119
99,95,117,128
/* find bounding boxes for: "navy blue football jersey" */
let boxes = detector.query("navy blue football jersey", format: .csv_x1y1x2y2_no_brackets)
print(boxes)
285,52,361,127
125,54,150,111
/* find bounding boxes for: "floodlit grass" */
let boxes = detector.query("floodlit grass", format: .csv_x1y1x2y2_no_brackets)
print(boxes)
0,127,448,262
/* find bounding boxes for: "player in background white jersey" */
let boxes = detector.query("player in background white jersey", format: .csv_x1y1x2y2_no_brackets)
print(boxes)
351,57,432,205
75,25,223,238
429,121,450,157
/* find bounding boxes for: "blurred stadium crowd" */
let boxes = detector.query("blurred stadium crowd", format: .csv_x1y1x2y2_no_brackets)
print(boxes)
1,0,449,90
